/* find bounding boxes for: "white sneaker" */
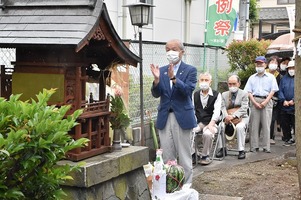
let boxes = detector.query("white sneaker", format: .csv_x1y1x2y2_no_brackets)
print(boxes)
270,139,276,145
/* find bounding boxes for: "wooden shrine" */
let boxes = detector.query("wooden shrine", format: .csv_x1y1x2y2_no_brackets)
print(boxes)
0,0,140,161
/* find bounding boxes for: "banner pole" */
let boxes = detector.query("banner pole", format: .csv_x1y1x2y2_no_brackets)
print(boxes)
203,0,210,72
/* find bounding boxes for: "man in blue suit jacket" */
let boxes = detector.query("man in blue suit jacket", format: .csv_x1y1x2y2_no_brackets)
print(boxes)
150,39,197,184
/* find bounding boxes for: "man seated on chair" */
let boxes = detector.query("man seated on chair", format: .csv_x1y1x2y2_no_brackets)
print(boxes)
216,75,249,159
193,72,221,165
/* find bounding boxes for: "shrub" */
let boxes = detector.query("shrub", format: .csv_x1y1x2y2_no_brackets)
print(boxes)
109,86,130,131
0,89,89,199
226,39,271,72
226,39,271,87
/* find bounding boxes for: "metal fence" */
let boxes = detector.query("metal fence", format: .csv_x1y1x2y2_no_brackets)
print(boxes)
0,42,230,126
128,41,230,125
0,48,15,69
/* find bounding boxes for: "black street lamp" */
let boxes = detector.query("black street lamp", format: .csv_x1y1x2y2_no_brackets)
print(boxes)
124,3,154,146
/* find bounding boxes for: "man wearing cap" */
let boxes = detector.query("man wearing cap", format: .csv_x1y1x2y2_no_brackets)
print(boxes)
244,56,279,153
278,60,295,146
216,75,249,159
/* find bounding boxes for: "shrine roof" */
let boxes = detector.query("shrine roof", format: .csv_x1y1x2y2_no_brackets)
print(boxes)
0,0,141,66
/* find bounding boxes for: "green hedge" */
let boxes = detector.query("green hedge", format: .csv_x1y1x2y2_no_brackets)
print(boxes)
0,89,88,200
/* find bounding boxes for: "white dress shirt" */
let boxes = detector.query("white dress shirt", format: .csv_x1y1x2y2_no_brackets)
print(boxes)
200,88,222,122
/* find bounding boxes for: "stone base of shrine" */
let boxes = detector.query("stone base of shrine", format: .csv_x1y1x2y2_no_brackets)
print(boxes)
58,146,151,200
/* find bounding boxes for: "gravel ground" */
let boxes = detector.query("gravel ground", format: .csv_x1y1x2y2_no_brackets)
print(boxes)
192,154,300,200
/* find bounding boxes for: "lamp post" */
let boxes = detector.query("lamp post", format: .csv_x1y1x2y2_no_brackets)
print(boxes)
124,3,154,146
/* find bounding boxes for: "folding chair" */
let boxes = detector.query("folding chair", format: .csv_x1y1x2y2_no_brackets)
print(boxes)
191,113,225,166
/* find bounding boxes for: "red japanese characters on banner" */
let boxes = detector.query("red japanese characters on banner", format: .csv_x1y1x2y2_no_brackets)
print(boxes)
214,19,231,36
205,0,237,47
216,0,233,14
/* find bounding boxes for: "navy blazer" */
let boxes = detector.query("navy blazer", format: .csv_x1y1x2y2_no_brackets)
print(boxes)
151,61,197,130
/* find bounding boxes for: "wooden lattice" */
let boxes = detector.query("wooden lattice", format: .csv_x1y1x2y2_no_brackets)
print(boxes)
66,99,112,161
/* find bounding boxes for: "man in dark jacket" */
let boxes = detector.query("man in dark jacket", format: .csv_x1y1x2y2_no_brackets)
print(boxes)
193,72,221,165
278,60,295,146
266,56,282,145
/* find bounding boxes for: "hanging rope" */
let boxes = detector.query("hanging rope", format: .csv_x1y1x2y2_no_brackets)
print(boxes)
292,28,301,42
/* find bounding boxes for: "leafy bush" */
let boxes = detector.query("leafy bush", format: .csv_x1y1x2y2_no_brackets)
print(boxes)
226,39,271,72
249,0,259,25
226,39,271,87
109,86,130,131
0,89,88,200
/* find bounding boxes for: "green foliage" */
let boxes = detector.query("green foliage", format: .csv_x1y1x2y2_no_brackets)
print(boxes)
226,39,271,86
237,66,256,88
226,39,271,71
249,0,259,24
0,89,89,200
109,95,130,130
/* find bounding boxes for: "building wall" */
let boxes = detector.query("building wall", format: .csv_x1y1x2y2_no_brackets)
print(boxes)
105,0,206,44
258,0,279,7
251,0,294,39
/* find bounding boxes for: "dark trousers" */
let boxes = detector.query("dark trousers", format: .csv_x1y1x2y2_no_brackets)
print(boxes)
280,111,295,141
270,105,280,139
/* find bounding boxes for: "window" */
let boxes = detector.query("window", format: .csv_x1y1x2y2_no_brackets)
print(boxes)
277,0,295,4
140,0,153,25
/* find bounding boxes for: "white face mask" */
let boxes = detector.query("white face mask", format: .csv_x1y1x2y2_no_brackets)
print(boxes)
288,69,295,76
256,67,265,74
280,64,287,71
199,82,210,91
229,86,239,93
268,63,278,71
166,50,180,64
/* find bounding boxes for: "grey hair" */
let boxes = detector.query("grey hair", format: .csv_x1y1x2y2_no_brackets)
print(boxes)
199,72,212,80
166,39,185,50
229,74,241,84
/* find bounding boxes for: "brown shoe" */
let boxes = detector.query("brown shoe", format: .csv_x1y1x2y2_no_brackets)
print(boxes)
199,156,211,165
